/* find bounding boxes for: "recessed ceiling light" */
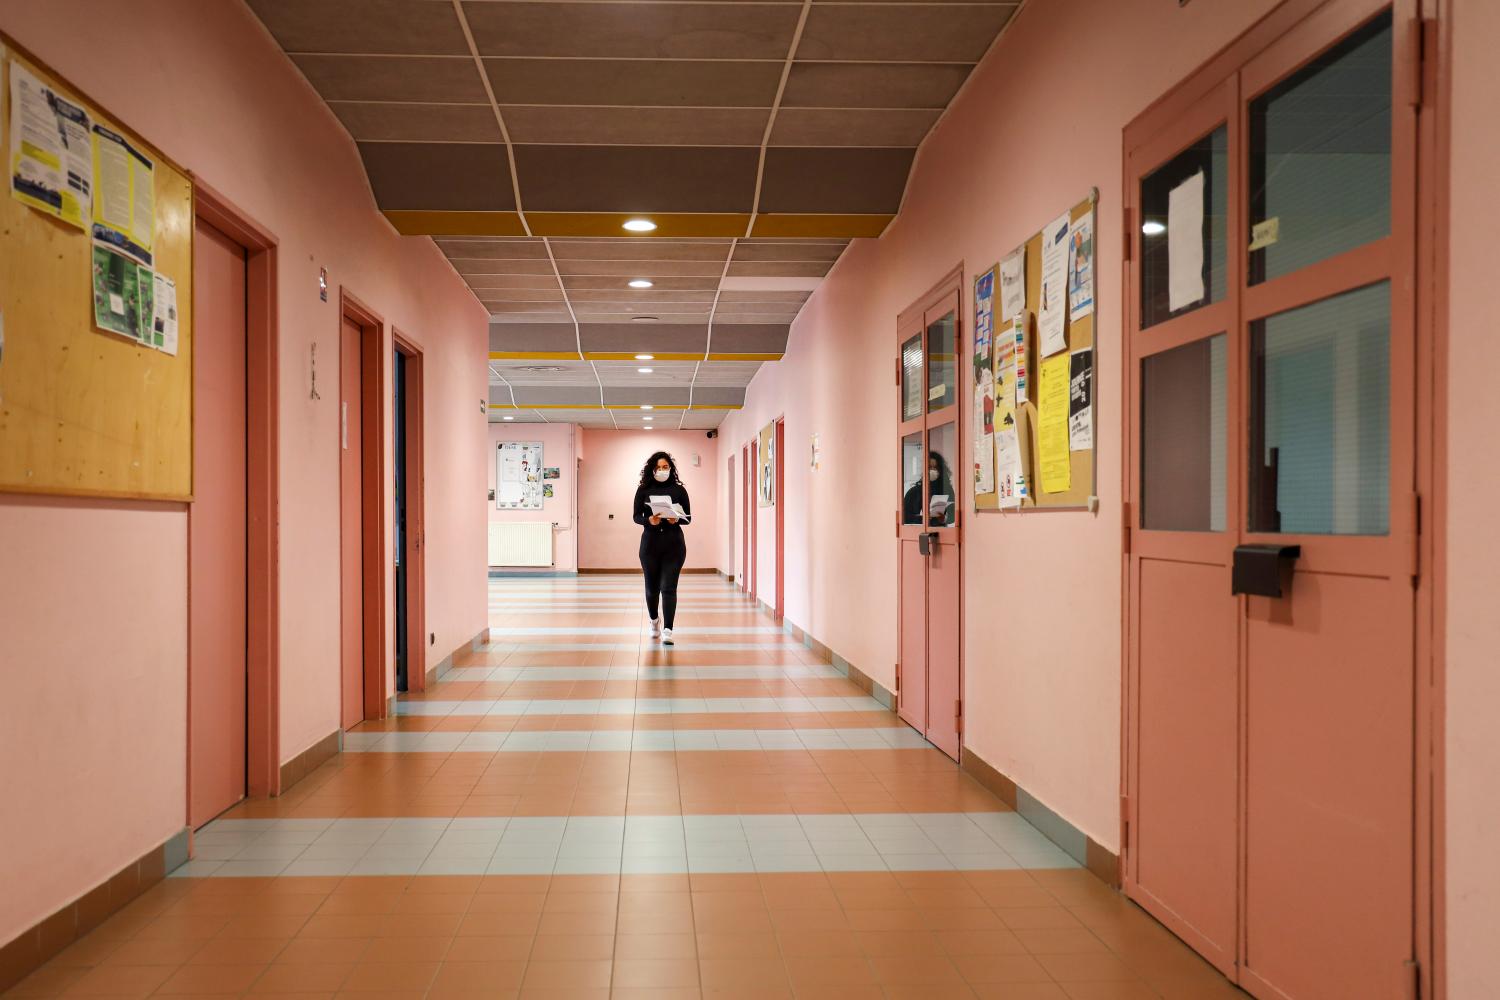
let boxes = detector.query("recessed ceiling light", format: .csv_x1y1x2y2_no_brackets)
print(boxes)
634,354,654,361
503,416,514,421
623,218,657,233
637,367,654,374
628,279,654,289
1141,220,1166,236
631,316,659,323
643,416,653,422
643,426,654,431
640,405,653,410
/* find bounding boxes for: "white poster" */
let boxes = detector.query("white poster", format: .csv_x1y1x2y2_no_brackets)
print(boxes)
1067,213,1094,322
999,246,1026,324
1168,171,1206,312
8,60,92,229
973,372,994,495
151,273,178,355
995,427,1024,509
1038,212,1070,357
496,440,545,509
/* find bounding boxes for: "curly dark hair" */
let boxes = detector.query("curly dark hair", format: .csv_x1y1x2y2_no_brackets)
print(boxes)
638,451,682,487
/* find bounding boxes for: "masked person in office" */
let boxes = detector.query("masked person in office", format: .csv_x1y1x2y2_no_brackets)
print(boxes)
634,451,692,645
903,450,957,527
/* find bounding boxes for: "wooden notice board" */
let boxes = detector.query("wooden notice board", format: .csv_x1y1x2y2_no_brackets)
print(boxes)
974,191,1097,511
0,38,194,501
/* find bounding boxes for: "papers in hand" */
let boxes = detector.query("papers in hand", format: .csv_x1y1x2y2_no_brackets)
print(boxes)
928,494,951,517
647,495,689,521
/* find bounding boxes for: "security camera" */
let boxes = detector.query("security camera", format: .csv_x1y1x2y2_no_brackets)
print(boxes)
706,429,718,439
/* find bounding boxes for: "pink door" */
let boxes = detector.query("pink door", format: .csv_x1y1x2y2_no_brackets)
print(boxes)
189,220,248,828
1125,4,1419,994
339,316,365,729
740,445,749,591
896,281,962,759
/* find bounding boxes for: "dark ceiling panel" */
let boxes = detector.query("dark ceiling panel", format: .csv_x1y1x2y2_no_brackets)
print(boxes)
555,259,728,278
726,260,834,278
503,106,769,147
550,240,731,263
247,0,470,56
732,241,847,262
771,108,941,148
757,147,915,215
329,102,502,143
781,62,972,110
464,2,802,60
291,54,489,103
436,238,549,260
483,59,784,108
359,142,516,211
515,146,760,213
797,4,1017,63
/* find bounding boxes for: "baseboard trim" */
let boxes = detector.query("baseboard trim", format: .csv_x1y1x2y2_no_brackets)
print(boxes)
578,567,719,575
0,828,189,993
427,627,491,687
488,569,577,577
738,595,897,710
278,730,341,794
960,747,1120,887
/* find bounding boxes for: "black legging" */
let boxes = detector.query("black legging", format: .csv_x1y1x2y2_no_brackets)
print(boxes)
640,533,687,628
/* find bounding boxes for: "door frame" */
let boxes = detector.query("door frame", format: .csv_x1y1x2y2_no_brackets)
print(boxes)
740,444,750,591
1118,0,1443,991
191,181,280,799
341,289,389,722
895,264,965,758
393,331,426,693
749,437,759,603
774,416,785,622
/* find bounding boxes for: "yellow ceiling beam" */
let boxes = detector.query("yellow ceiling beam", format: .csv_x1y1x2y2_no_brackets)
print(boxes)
384,210,528,236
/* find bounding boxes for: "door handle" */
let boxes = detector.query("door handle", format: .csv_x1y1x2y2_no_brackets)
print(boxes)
1231,544,1301,597
917,532,939,556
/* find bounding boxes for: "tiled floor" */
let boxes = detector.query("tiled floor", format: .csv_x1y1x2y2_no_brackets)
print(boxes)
4,575,1247,999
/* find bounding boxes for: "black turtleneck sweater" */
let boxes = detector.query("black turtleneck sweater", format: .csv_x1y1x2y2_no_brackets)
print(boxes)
633,480,692,543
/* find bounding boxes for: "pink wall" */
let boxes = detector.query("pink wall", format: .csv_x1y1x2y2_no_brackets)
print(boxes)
716,0,1279,851
1443,1,1499,993
0,0,487,945
579,428,719,571
489,423,579,572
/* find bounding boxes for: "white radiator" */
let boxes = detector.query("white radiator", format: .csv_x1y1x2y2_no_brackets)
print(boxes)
488,522,553,567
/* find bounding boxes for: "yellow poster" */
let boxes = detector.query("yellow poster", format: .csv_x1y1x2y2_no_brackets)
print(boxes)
1038,353,1071,493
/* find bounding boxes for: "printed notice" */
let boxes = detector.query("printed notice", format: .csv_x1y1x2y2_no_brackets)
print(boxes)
1013,311,1030,405
1067,213,1094,322
91,124,154,265
999,247,1026,324
1167,171,1205,312
8,61,92,229
995,426,1025,509
974,370,995,495
91,243,143,340
1068,348,1093,451
1037,352,1071,493
1038,212,1070,357
151,272,178,355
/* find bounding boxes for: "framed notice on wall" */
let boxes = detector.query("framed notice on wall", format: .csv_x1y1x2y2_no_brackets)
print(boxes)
496,440,544,509
757,422,776,507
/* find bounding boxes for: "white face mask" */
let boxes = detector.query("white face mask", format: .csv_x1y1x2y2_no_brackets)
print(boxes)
654,468,671,482
928,468,939,482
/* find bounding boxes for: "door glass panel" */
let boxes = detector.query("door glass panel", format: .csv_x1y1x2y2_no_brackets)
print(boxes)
1140,125,1228,328
1249,12,1391,284
926,311,956,411
1249,282,1389,535
901,431,925,526
901,334,924,421
1140,335,1227,531
927,423,958,528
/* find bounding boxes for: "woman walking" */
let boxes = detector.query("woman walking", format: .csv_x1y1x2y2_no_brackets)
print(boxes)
633,451,692,644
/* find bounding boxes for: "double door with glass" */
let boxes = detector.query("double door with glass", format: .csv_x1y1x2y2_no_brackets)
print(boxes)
1124,4,1419,997
897,279,962,760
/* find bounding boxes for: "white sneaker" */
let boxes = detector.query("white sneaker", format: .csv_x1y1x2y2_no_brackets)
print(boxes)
650,618,662,638
661,628,674,646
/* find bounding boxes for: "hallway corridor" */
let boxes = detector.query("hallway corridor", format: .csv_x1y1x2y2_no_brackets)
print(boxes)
4,578,1242,999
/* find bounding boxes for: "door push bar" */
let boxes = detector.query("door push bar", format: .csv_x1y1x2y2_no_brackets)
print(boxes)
1231,544,1301,598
